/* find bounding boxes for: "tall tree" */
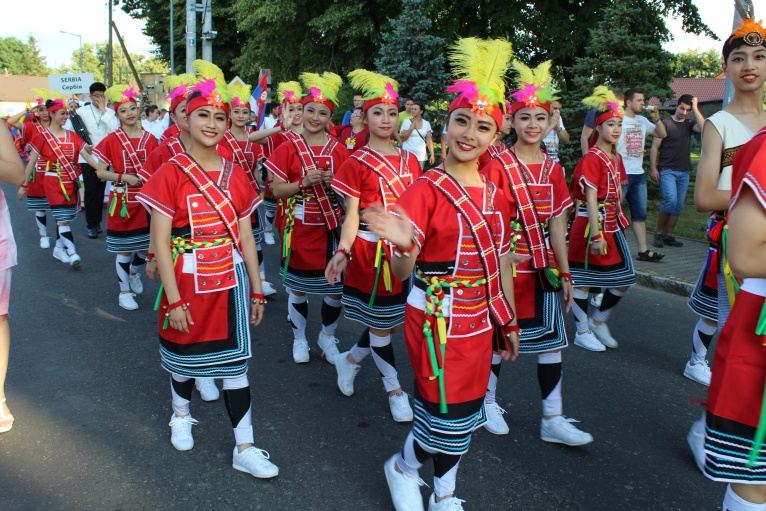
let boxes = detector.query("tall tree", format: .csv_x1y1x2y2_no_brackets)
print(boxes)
672,48,723,78
0,36,49,76
374,0,449,105
58,43,170,83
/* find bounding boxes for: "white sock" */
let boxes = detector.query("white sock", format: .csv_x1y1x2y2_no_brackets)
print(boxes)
691,319,717,364
723,484,766,511
485,353,503,404
116,254,131,292
288,292,308,340
58,225,76,255
369,332,400,392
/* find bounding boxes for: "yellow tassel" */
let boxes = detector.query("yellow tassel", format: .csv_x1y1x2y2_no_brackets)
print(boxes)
383,259,392,292
374,239,382,268
512,263,517,277
436,316,448,346
724,261,737,309
584,223,590,238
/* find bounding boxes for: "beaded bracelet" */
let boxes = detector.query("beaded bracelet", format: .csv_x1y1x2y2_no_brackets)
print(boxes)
559,272,572,282
250,292,267,305
334,247,352,261
393,235,418,258
503,324,520,337
165,300,189,317
146,252,156,262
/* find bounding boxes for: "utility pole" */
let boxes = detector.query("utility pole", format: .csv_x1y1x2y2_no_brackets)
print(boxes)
107,0,113,86
186,0,196,72
201,0,215,62
170,0,175,73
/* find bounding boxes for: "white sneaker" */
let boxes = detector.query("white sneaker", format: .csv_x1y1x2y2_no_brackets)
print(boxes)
317,333,340,365
118,292,139,311
389,393,414,422
588,318,618,348
232,446,279,479
39,236,51,249
53,247,71,263
293,339,310,364
684,359,711,386
428,494,466,511
384,454,427,511
261,280,277,297
590,293,604,308
129,273,144,295
688,415,706,472
483,402,509,435
540,416,594,446
574,330,606,352
69,253,81,270
335,351,360,396
169,413,198,451
263,232,276,245
195,378,220,401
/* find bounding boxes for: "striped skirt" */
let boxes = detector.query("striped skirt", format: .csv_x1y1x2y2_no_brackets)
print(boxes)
412,392,486,456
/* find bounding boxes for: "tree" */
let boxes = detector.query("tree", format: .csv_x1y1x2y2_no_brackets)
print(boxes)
375,0,449,105
672,48,723,78
0,36,49,76
58,43,170,84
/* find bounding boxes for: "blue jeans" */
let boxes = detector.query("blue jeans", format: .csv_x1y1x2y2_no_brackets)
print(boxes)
621,173,647,222
659,169,690,217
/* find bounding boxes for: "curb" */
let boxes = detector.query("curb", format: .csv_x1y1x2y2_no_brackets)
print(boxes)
635,269,694,298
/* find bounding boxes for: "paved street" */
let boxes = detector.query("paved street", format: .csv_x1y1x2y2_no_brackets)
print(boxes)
0,182,723,511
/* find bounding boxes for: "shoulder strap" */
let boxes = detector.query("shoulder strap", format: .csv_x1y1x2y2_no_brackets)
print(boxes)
289,135,342,230
351,148,407,199
114,128,144,175
40,129,78,181
224,131,250,170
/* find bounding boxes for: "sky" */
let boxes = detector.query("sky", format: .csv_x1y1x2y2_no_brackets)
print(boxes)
3,0,745,71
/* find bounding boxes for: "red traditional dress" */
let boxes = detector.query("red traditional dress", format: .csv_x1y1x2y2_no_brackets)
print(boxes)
22,120,51,211
160,123,180,143
93,128,158,252
332,147,421,329
137,155,260,378
337,125,369,152
220,130,265,241
29,130,85,222
477,141,507,170
704,127,766,483
263,134,349,294
568,147,636,288
141,137,232,182
483,149,572,352
396,167,514,454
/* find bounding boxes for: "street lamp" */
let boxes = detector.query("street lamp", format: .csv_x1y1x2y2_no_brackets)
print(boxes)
60,31,83,73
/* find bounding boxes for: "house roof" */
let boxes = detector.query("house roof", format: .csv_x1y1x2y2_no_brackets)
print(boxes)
649,77,726,108
0,74,51,102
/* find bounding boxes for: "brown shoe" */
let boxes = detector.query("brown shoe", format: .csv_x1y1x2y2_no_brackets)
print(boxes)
653,232,664,248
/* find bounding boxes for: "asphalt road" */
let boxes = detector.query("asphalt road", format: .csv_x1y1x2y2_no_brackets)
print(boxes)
0,182,723,511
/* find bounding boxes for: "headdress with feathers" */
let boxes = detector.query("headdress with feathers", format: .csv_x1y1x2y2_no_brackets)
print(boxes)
582,85,624,129
164,73,197,112
105,83,141,110
724,0,765,60
299,72,343,112
186,59,232,116
29,88,62,106
277,81,303,105
509,60,557,115
446,37,513,128
347,69,399,112
229,82,252,109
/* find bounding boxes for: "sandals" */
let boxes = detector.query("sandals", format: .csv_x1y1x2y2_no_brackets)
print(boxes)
637,250,664,262
0,398,14,433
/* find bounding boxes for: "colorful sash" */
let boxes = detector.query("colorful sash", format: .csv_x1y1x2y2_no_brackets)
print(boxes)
589,147,629,230
486,142,507,160
114,128,151,177
223,131,251,171
167,138,185,157
40,129,78,182
495,149,549,270
170,153,241,252
289,135,343,231
351,148,408,202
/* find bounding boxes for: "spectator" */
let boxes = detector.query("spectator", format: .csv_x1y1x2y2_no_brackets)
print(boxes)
581,91,624,155
0,122,26,434
263,103,280,129
399,101,434,169
649,95,704,248
75,82,120,238
341,94,364,125
616,88,667,262
141,104,164,141
397,97,414,131
542,99,570,164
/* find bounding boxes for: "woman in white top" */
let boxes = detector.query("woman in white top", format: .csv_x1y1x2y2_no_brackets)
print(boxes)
399,101,434,169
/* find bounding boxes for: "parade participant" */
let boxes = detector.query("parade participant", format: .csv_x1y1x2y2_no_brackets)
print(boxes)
24,98,98,269
12,88,56,250
477,106,511,169
568,87,636,352
222,82,276,297
684,15,766,387
250,81,304,246
136,74,279,479
0,123,26,434
364,37,519,511
326,69,421,422
703,123,766,511
481,60,591,446
93,84,158,310
264,72,349,365
337,106,369,151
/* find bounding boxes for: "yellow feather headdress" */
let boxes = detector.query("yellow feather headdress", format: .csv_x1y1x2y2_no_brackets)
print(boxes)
188,59,231,108
164,73,197,108
299,72,343,110
446,37,513,122
229,82,252,109
105,83,141,105
277,81,303,104
347,69,399,108
582,86,624,123
509,60,557,113
29,88,63,105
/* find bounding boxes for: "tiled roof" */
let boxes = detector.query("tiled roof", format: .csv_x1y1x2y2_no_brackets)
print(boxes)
649,77,726,108
0,74,51,102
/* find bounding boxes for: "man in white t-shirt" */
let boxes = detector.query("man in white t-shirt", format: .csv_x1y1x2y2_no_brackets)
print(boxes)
617,88,667,261
542,99,570,164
